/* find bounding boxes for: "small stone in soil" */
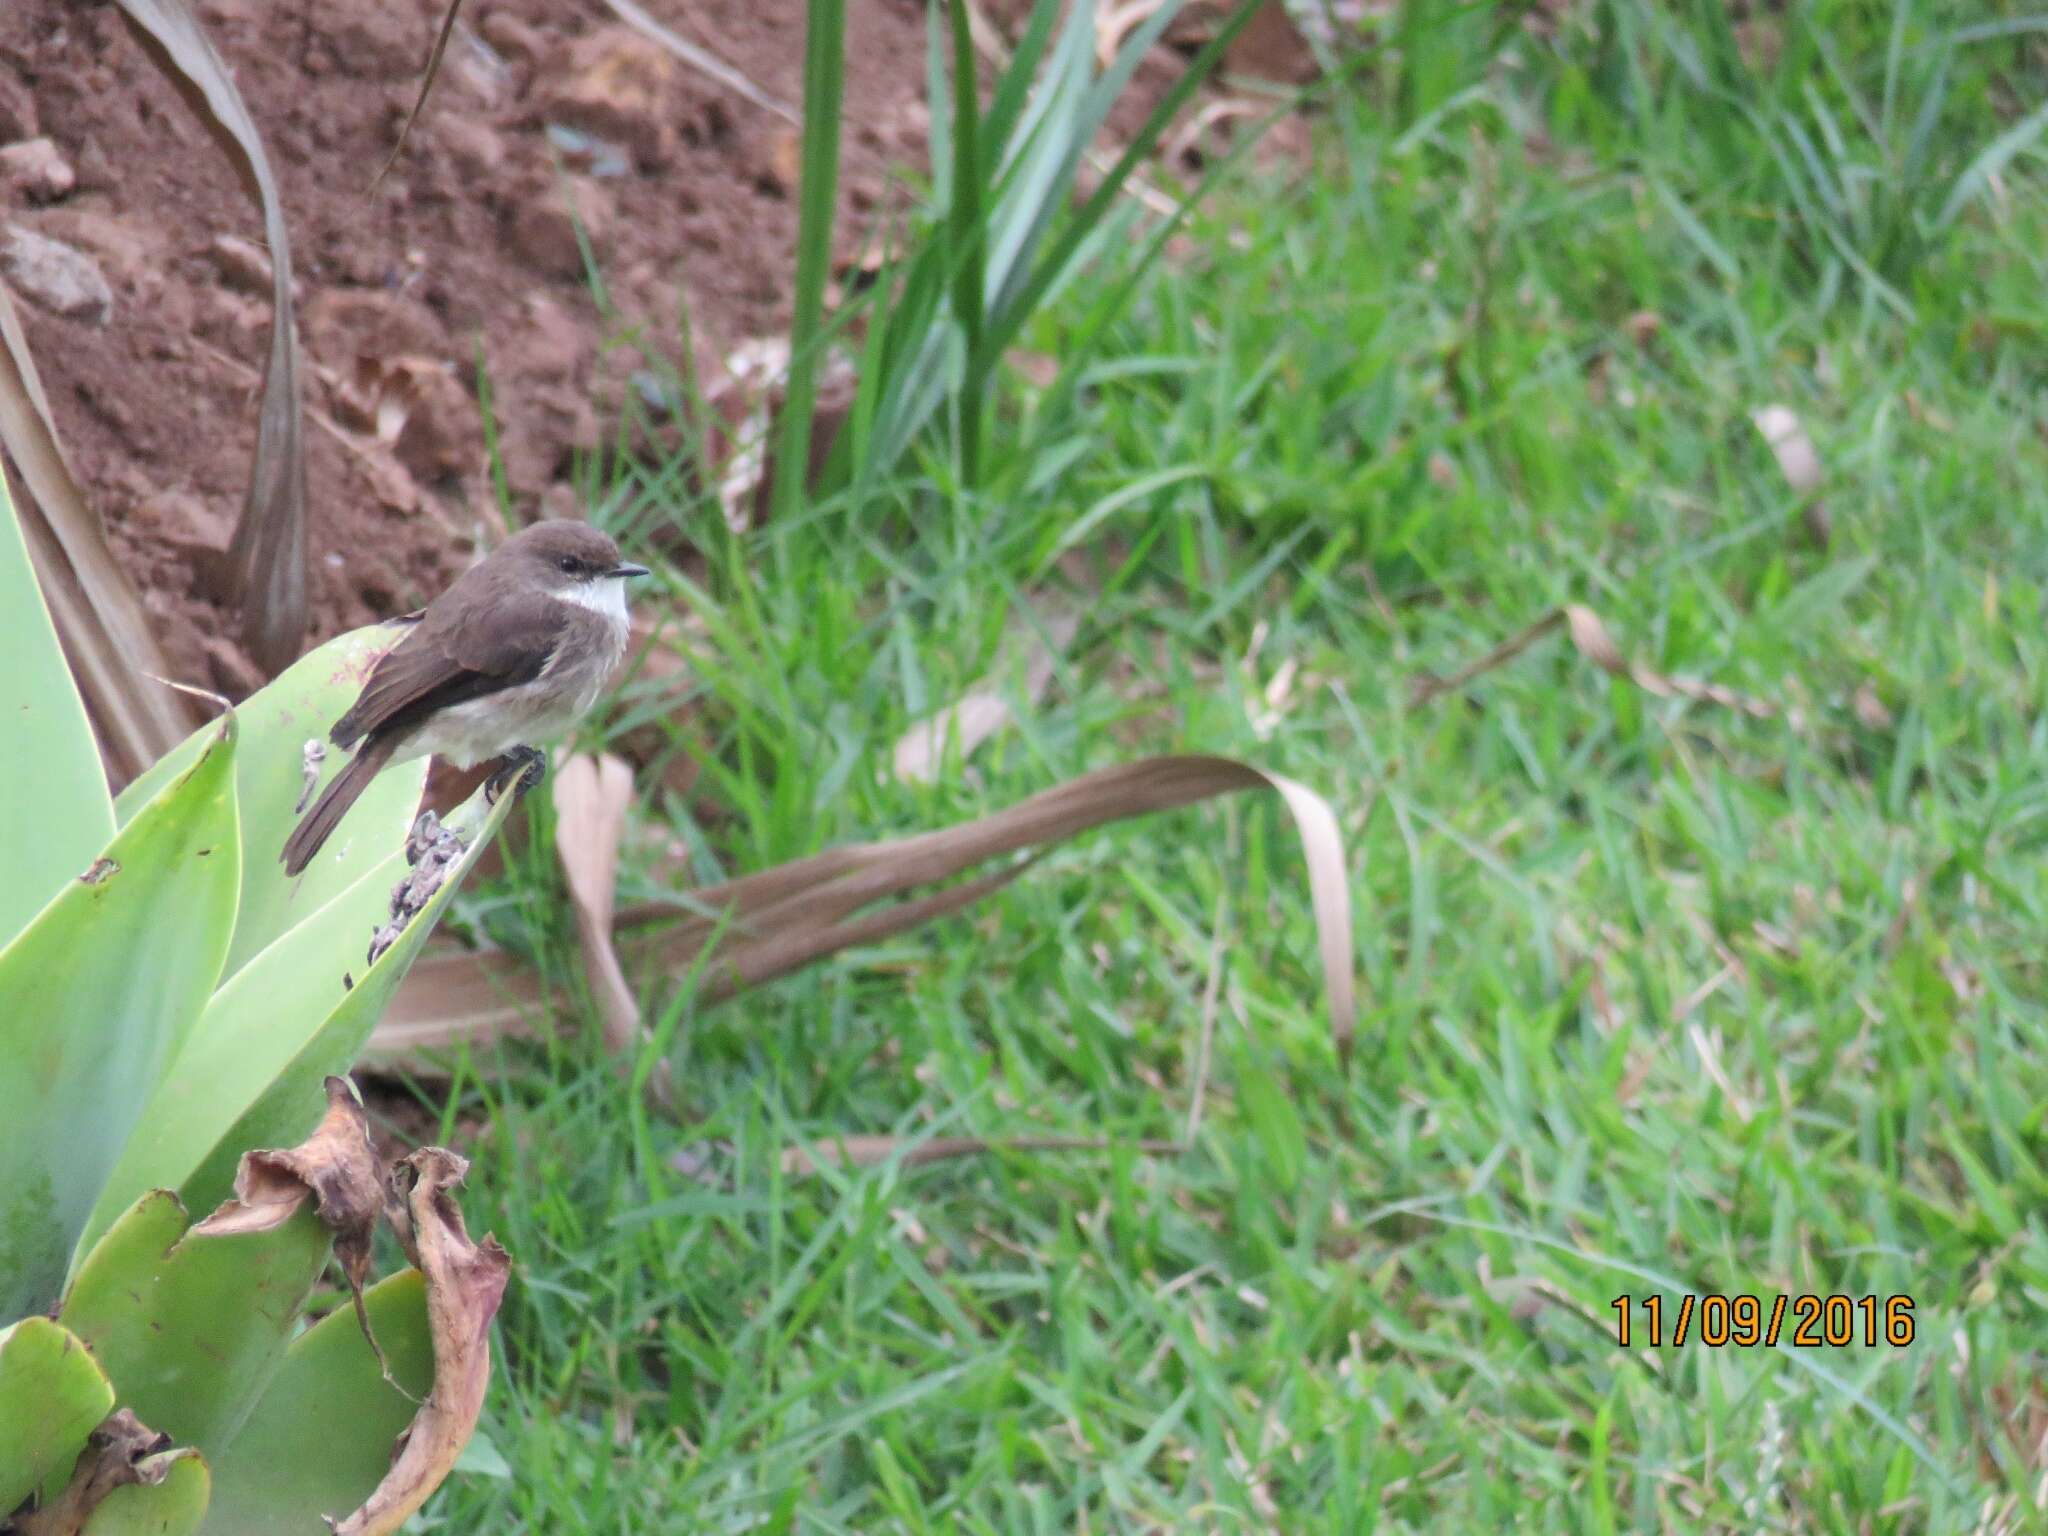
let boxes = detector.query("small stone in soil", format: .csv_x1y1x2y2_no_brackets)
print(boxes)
0,138,75,202
1,225,111,322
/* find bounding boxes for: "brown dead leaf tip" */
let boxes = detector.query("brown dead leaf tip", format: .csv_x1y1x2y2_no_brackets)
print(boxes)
326,1147,510,1536
399,1147,511,1329
193,1076,382,1297
16,1408,171,1535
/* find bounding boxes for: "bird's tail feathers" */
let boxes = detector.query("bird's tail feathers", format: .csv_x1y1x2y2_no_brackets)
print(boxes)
281,737,396,875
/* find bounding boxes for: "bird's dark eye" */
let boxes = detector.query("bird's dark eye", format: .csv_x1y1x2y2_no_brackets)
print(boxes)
558,555,578,573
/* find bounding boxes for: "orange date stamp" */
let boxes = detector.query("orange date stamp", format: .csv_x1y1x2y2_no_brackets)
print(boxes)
1610,1294,1915,1348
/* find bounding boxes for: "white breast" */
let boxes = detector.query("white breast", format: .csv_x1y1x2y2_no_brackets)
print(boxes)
402,581,632,769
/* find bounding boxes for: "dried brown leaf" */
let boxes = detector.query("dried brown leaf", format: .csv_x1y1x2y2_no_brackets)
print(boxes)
600,0,799,124
14,1409,169,1536
379,758,1358,1070
1750,404,1821,493
116,0,307,673
329,1149,509,1536
1750,403,1828,546
1407,610,1566,706
375,0,464,190
629,754,1358,1061
1412,604,1778,722
192,1075,383,1339
364,941,542,1073
551,752,640,1056
0,283,193,781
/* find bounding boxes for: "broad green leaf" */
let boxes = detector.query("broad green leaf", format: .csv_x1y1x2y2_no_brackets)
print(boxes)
204,1271,433,1536
58,1192,329,1462
115,622,430,980
81,847,406,1260
81,1448,209,1536
0,1317,115,1513
0,460,115,940
0,723,239,1320
180,782,521,1217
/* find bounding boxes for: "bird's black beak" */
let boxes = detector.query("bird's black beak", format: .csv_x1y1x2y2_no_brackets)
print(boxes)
610,562,651,579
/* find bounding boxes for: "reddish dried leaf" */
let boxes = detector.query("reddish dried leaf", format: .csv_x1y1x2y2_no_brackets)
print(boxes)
328,1149,508,1536
192,1075,382,1338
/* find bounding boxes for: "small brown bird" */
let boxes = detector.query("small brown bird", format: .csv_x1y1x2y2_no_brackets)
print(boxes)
281,520,649,876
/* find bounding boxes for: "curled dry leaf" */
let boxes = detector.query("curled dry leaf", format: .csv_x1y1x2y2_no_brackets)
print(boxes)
192,1075,382,1344
114,0,307,673
14,1408,168,1536
1411,605,1779,722
1750,403,1828,545
0,282,193,782
328,1149,509,1536
551,753,641,1057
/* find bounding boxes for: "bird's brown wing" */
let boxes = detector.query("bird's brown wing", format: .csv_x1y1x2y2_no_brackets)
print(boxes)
330,599,561,748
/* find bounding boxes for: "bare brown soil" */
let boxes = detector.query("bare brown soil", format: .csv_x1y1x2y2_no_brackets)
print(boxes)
0,0,1311,697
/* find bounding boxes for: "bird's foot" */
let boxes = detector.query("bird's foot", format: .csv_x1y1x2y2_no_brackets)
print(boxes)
484,744,548,805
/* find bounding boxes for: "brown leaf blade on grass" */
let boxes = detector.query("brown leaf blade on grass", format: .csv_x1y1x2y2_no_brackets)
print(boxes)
1411,604,1779,722
0,284,193,783
361,941,543,1073
374,755,1359,1070
329,1149,509,1536
638,753,1358,1056
115,0,307,674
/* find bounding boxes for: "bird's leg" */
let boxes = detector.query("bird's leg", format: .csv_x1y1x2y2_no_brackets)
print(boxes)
484,744,548,804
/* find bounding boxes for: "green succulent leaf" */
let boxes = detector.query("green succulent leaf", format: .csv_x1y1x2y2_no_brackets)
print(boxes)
57,1192,330,1463
80,846,406,1260
0,1316,116,1514
0,461,115,942
0,721,240,1320
203,1270,433,1536
179,781,521,1218
79,1447,209,1536
115,622,431,981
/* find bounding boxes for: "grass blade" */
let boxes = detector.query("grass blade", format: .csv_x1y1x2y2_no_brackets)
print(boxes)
768,0,846,529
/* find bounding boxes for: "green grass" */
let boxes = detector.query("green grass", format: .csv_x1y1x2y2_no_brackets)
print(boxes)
405,3,2048,1529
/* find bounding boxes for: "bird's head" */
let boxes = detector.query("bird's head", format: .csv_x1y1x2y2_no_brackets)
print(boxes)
504,521,651,596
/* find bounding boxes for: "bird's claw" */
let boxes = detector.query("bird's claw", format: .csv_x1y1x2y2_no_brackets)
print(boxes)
484,745,548,805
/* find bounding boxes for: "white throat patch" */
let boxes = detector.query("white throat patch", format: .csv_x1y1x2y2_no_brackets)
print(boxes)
558,576,630,626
